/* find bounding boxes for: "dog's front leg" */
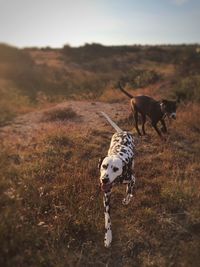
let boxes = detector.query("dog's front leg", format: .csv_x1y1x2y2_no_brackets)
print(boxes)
103,191,112,248
152,121,166,140
122,174,135,205
160,119,167,133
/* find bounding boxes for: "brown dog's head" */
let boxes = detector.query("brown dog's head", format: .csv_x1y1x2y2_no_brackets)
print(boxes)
161,100,177,119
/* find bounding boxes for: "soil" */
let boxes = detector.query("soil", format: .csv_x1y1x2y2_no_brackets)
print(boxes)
0,100,129,146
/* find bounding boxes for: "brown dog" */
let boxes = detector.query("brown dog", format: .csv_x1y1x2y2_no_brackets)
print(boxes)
118,83,177,138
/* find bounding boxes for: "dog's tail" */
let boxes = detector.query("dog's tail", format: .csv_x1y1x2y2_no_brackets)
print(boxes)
100,112,123,133
118,82,134,99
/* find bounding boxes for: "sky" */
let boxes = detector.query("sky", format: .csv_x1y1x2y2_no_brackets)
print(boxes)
0,0,199,48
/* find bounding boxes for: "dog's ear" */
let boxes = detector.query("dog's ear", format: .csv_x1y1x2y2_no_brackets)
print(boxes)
122,161,133,181
122,160,132,175
122,163,128,175
98,157,105,170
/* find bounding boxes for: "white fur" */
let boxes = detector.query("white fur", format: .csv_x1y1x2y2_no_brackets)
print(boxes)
170,112,176,119
100,156,123,184
104,229,112,248
104,212,112,247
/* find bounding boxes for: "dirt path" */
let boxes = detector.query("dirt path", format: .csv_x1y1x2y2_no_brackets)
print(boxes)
0,100,129,146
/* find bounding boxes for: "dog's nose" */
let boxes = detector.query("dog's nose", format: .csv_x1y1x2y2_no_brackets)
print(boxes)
102,177,109,184
171,114,176,120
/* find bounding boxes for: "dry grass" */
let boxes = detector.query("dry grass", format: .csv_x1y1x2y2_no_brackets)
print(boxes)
43,107,81,122
0,44,200,267
0,103,200,267
99,86,126,103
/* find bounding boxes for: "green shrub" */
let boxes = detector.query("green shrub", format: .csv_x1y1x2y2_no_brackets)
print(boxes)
121,68,160,88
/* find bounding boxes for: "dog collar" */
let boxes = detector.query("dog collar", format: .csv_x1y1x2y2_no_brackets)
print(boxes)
160,102,164,112
160,103,167,119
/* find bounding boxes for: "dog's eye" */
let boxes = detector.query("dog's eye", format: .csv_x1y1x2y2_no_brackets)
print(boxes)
113,167,119,172
102,164,108,169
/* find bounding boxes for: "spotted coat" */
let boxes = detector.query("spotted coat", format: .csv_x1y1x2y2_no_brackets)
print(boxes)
100,131,136,247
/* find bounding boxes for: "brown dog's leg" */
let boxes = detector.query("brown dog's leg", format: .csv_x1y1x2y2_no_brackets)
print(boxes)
161,119,167,133
134,110,142,136
152,121,163,138
141,114,146,135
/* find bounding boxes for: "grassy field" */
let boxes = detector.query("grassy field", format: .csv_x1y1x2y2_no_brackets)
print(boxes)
0,43,200,267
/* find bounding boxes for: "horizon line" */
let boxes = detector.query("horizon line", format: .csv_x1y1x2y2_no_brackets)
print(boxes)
1,41,200,50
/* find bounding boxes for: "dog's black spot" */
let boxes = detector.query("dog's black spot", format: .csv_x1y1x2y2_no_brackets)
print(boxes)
113,167,119,172
105,201,109,206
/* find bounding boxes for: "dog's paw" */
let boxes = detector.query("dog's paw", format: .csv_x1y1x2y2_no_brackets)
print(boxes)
104,230,112,248
122,194,133,205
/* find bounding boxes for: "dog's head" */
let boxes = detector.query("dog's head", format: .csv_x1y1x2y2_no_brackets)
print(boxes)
160,99,177,119
99,156,123,192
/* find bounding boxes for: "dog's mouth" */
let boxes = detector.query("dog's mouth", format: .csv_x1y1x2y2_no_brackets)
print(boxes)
100,182,112,192
169,113,176,120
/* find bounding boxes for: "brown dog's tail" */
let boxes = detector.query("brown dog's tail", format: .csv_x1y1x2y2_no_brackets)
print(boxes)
118,82,134,99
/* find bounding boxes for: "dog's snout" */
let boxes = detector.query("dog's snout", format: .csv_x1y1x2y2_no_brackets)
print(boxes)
102,177,109,184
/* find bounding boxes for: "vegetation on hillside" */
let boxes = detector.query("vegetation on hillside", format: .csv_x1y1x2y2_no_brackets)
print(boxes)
0,42,200,266
0,43,199,102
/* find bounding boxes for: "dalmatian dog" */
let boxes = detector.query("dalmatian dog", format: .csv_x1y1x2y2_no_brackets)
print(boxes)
99,112,135,248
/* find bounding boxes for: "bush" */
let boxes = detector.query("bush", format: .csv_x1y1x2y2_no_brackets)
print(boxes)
0,44,51,101
121,68,160,88
176,49,200,76
62,43,142,63
43,107,80,122
172,76,200,102
0,87,30,126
